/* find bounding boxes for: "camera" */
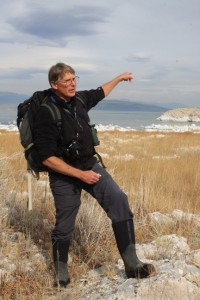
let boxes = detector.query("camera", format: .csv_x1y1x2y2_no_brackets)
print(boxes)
64,140,82,160
89,123,100,146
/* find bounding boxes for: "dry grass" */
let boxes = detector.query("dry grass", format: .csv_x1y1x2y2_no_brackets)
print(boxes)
0,129,200,298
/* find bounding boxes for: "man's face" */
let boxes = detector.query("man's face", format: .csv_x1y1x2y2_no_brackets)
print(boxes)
51,71,78,101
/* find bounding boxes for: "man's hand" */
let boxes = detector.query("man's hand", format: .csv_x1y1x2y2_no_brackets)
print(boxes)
102,72,133,96
119,72,133,82
79,170,101,184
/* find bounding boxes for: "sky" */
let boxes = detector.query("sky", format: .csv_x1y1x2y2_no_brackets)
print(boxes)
1,0,200,107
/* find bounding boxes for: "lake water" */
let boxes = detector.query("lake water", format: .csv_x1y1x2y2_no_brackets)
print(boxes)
1,103,200,133
0,103,162,129
89,110,162,129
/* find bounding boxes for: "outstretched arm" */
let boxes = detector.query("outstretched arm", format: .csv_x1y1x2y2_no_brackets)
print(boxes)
101,72,133,97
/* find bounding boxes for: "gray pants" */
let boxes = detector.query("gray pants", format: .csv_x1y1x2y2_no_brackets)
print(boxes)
49,163,133,241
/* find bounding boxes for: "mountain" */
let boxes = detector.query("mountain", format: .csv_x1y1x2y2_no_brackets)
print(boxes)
93,99,167,112
0,92,28,104
0,91,166,112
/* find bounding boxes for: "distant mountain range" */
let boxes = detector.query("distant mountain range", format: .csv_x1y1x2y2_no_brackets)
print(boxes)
0,91,177,112
0,92,28,104
93,99,167,112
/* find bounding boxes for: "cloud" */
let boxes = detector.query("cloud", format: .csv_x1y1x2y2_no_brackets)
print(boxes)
0,67,47,79
0,0,199,107
6,6,109,46
126,53,151,63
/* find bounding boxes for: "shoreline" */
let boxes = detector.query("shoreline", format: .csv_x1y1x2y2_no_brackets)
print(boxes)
1,122,200,133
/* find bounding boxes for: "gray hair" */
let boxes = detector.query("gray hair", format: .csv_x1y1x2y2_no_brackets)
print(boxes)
48,62,75,85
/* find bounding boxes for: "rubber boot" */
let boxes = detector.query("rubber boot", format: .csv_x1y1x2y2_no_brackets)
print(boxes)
52,239,70,288
112,219,155,279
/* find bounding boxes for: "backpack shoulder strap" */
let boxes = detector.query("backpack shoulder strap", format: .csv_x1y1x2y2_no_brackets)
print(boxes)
41,103,63,146
41,102,62,129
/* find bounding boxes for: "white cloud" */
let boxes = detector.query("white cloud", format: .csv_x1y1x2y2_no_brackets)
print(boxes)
0,0,200,107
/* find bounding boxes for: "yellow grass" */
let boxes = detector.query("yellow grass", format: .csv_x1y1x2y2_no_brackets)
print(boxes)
0,129,200,298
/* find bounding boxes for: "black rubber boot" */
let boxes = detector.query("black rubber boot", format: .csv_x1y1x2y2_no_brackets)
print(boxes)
52,239,70,288
112,219,155,279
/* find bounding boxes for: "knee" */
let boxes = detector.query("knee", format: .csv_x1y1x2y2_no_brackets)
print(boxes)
107,191,133,222
115,189,129,205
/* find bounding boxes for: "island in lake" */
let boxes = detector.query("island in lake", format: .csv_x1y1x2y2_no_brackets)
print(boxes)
157,108,200,122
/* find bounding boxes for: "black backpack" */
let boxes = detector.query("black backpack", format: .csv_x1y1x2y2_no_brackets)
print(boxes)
17,89,62,177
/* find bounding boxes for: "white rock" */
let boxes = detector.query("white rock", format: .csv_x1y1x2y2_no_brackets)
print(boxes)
135,277,200,300
147,211,175,227
186,250,200,268
169,209,194,221
157,108,200,122
154,234,190,259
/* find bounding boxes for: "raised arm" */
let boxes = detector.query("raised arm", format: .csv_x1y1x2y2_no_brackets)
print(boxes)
101,72,133,97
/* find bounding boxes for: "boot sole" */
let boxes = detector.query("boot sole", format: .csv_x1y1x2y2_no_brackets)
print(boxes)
53,279,70,288
126,263,156,279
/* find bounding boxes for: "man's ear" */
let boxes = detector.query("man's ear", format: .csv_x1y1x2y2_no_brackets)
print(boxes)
51,81,58,90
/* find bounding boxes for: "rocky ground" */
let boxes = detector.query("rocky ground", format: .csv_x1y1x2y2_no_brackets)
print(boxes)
1,208,200,299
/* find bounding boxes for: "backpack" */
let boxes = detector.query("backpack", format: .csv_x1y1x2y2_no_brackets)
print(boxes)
17,89,62,178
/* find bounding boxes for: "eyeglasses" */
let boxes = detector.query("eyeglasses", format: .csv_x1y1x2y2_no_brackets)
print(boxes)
56,75,79,86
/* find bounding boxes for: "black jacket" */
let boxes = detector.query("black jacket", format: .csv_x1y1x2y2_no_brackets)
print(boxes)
33,87,105,169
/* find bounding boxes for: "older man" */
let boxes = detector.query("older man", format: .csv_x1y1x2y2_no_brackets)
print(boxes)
33,62,155,288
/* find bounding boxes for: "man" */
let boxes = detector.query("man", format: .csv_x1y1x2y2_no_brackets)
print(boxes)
33,62,155,288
